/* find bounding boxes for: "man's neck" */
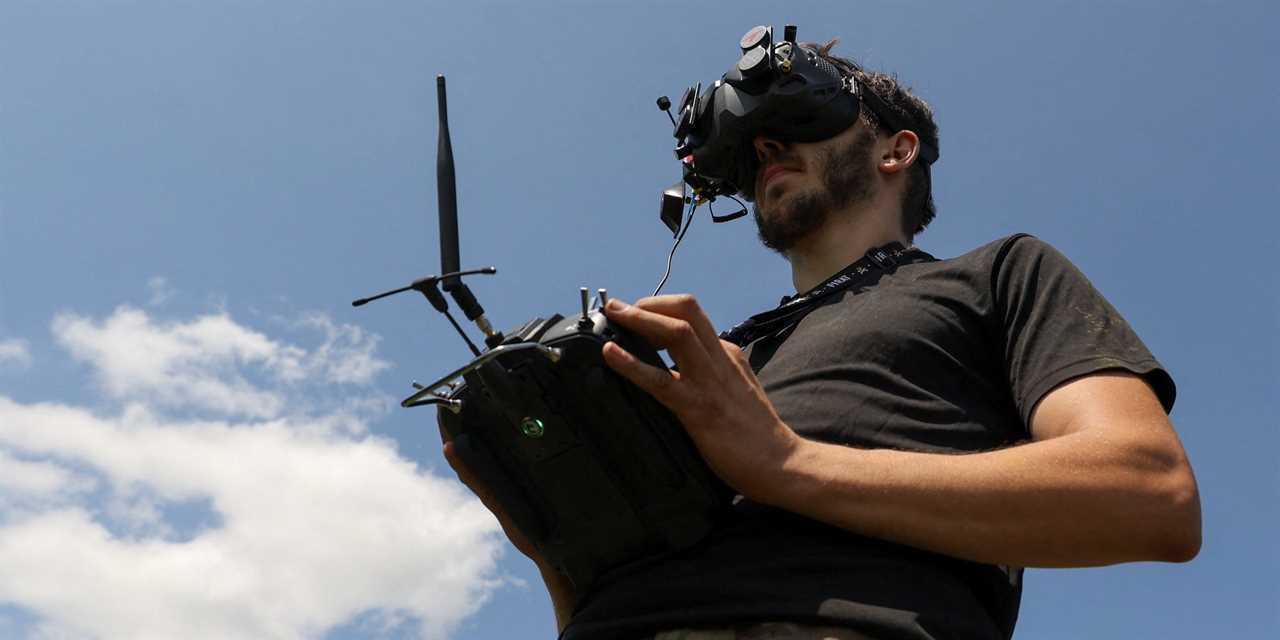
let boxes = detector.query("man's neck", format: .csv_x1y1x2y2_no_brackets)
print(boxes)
784,207,909,293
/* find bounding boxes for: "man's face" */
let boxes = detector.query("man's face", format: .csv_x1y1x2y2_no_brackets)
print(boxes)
751,121,879,253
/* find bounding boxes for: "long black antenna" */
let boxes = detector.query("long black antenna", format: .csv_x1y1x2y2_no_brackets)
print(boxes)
436,75,503,348
437,75,462,289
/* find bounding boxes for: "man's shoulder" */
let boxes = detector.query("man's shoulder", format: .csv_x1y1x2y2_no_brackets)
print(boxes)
946,233,1038,261
926,233,1066,275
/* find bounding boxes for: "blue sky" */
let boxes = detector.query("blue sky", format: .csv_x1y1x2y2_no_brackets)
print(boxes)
0,1,1275,638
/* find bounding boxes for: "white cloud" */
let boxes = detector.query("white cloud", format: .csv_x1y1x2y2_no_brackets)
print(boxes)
51,306,391,420
146,277,175,307
0,450,97,511
0,339,32,370
0,307,506,640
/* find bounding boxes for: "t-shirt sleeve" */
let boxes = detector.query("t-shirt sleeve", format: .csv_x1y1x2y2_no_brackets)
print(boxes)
991,234,1176,427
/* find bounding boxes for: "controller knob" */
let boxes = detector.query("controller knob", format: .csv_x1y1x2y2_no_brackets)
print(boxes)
783,25,797,45
738,46,769,77
578,287,593,329
739,25,770,51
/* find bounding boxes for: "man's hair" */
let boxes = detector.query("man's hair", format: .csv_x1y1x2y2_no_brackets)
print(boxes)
804,39,940,237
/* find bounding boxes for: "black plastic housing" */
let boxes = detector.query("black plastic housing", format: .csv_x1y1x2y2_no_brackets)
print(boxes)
436,310,731,590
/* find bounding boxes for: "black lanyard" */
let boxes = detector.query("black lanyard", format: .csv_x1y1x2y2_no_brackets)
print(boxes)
720,242,935,347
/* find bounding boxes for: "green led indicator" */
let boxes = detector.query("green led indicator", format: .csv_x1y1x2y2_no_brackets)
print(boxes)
519,417,545,438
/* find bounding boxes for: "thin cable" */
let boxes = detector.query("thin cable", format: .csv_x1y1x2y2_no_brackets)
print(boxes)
652,200,699,296
444,309,482,356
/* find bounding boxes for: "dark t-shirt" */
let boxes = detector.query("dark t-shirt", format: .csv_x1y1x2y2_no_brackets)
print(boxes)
561,235,1175,640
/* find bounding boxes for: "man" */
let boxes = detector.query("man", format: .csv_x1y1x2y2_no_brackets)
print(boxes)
446,37,1201,640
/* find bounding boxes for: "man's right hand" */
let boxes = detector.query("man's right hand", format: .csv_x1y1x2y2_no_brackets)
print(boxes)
441,440,580,632
441,440,543,562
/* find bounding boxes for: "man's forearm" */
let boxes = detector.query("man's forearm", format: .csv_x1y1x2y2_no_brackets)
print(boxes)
537,561,578,634
762,427,1201,568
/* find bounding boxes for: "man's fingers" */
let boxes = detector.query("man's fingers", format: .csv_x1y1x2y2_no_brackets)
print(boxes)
721,339,752,373
602,341,691,408
631,294,723,356
604,298,717,380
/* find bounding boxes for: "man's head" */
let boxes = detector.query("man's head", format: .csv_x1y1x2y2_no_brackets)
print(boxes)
750,39,939,252
751,117,879,252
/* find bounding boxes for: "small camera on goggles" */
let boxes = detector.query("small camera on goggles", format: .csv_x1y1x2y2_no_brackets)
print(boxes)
659,24,940,204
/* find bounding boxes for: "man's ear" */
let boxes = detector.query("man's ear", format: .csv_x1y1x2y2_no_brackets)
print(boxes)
878,130,920,175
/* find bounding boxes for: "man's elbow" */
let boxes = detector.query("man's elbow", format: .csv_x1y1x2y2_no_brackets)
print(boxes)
1150,465,1202,563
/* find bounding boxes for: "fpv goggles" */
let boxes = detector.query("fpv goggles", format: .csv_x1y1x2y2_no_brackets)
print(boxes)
665,24,940,209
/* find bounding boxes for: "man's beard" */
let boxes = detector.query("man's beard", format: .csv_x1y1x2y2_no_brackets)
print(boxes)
752,128,878,253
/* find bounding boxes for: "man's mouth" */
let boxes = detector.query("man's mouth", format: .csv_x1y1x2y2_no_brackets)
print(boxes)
760,164,797,192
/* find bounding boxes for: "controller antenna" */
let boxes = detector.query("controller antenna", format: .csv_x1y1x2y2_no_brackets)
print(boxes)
350,266,497,357
437,75,504,350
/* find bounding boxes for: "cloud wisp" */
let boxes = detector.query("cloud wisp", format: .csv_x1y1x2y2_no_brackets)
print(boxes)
0,339,32,370
0,306,504,640
146,276,176,307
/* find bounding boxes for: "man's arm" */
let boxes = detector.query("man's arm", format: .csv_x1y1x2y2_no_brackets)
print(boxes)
766,371,1201,567
602,295,1201,569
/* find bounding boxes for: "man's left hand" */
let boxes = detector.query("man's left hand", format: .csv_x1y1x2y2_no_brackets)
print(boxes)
601,294,802,504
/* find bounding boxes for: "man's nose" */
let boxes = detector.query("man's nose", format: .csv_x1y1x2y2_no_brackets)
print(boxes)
752,135,786,163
